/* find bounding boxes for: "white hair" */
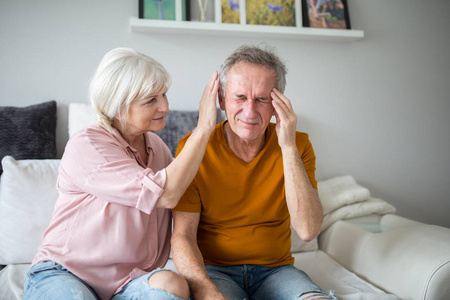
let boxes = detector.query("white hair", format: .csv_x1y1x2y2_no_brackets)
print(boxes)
89,47,171,132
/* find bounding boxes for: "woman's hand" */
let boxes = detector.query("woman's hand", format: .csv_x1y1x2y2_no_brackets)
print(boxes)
197,71,219,134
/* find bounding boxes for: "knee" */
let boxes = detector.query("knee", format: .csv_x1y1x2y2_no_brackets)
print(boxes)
148,270,189,299
301,291,335,300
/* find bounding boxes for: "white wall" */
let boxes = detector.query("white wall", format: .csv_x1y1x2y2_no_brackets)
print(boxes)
1,0,449,227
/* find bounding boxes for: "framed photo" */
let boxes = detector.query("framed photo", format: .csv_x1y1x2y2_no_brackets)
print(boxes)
221,0,241,24
246,0,296,27
302,0,351,29
139,0,190,21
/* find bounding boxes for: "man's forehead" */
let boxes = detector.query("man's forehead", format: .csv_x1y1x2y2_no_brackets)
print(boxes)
226,69,276,94
229,61,276,75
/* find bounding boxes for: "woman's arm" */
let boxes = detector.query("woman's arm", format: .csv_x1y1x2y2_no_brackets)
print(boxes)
156,71,219,209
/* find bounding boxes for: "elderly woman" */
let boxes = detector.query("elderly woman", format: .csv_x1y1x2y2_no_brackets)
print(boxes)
23,48,219,300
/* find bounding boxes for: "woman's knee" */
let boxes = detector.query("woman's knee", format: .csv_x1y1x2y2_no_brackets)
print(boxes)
148,270,189,299
300,291,336,300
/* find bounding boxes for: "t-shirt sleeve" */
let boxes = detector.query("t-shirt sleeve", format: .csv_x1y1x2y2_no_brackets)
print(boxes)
172,133,202,213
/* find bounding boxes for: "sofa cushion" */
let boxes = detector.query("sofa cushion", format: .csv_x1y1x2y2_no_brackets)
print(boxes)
153,110,199,157
291,228,318,252
0,101,57,175
0,156,60,265
320,220,450,300
68,103,97,137
293,251,398,299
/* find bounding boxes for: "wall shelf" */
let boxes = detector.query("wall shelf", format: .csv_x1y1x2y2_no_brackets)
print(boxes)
130,17,364,41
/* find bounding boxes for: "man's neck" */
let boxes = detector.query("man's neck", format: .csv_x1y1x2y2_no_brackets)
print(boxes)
223,122,266,164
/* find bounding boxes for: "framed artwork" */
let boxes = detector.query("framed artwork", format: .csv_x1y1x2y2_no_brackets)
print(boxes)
139,0,190,21
246,0,296,26
302,0,351,29
221,0,241,24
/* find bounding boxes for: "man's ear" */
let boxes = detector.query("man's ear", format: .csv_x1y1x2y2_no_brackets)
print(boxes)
218,88,225,111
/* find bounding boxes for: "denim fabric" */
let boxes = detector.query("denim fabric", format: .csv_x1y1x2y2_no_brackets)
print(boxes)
205,264,338,300
23,261,99,300
111,269,186,300
23,261,185,300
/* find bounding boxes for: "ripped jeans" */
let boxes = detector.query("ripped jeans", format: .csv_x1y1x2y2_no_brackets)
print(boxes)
23,261,184,300
205,264,338,300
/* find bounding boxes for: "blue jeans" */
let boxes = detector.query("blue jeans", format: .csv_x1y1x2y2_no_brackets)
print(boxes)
23,260,185,300
205,264,337,300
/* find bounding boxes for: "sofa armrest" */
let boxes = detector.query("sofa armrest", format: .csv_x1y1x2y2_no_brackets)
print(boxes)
319,216,450,300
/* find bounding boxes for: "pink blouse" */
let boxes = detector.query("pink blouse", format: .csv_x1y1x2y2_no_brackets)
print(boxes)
32,124,174,299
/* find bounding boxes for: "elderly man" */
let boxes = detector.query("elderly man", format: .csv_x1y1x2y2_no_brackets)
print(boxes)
171,45,335,300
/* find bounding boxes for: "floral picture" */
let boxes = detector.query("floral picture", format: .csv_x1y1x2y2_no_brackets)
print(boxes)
222,0,240,24
302,0,351,29
246,0,296,26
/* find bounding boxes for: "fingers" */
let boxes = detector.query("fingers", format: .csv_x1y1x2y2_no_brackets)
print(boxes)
211,77,219,96
271,88,297,128
205,71,219,94
201,71,219,103
272,88,293,111
271,88,291,122
197,71,219,132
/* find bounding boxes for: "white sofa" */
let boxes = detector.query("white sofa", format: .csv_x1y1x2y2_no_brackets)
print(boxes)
1,103,449,300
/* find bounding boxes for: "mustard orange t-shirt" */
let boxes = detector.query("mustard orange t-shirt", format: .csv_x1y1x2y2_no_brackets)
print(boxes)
173,121,317,267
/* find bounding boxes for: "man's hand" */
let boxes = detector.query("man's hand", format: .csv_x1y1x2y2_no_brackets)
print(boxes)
271,88,297,149
196,289,230,300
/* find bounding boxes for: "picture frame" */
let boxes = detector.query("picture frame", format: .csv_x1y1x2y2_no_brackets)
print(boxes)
302,0,351,29
139,0,190,21
221,0,241,24
246,0,297,27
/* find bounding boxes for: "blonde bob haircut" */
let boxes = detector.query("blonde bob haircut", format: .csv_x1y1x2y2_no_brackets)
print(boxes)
89,47,171,132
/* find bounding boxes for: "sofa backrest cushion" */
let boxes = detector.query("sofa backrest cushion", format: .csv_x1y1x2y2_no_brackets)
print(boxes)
0,101,57,175
0,156,60,265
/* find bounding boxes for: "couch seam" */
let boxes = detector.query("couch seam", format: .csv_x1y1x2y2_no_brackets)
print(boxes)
423,260,450,300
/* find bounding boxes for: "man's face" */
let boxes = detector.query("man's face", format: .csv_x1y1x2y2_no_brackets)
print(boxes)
220,62,276,143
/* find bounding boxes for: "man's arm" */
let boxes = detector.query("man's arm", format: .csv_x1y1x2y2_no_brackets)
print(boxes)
271,88,323,241
171,211,229,300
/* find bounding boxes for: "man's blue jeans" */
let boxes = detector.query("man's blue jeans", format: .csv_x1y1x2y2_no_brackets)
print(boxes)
205,264,338,300
23,260,185,300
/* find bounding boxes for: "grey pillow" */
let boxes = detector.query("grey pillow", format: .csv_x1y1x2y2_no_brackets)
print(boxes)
0,101,57,174
154,108,223,157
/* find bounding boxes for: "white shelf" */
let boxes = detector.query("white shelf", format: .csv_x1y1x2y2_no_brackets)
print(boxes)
130,17,364,41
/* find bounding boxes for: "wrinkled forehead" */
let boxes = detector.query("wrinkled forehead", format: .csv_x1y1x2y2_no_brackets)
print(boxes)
226,62,277,94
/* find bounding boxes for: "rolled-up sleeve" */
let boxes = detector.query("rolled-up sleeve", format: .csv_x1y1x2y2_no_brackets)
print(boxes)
136,168,166,214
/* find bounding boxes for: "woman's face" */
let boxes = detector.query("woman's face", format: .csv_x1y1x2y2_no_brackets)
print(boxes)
123,90,169,135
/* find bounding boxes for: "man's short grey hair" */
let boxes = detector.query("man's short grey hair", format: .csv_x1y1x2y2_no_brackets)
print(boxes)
219,44,287,98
